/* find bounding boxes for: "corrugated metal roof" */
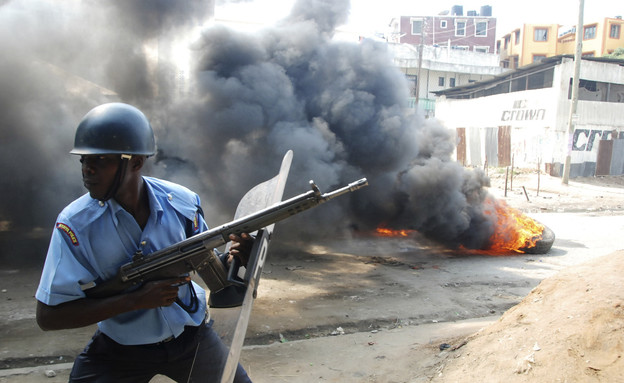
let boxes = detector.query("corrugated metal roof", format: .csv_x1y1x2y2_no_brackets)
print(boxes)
434,54,624,99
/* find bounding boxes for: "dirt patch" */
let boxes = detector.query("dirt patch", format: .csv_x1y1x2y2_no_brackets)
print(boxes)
486,170,624,214
430,250,624,383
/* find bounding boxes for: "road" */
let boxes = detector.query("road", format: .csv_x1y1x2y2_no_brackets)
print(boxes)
2,174,624,382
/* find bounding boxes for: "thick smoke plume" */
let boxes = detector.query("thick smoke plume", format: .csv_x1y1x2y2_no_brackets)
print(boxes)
0,0,496,255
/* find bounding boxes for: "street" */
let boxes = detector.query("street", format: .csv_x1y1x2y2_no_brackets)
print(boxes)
2,173,624,382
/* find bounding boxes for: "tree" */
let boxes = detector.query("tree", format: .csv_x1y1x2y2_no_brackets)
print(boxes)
604,47,624,59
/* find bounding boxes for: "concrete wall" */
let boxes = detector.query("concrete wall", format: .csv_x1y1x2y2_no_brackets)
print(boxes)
436,87,558,168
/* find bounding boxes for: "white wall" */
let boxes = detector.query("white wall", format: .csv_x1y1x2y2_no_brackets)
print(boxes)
436,87,560,168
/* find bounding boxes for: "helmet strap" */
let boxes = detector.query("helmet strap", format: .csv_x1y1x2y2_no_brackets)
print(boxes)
100,154,132,202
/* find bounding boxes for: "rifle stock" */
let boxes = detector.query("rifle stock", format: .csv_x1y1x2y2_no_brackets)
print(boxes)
82,178,368,299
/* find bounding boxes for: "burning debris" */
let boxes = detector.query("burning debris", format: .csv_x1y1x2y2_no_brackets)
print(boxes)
483,198,555,254
375,197,555,255
375,228,415,238
0,0,554,256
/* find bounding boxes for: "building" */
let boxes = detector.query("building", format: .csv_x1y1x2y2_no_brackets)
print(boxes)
499,24,559,69
499,17,624,69
388,43,505,117
386,5,503,117
389,5,497,54
559,17,624,57
434,55,624,178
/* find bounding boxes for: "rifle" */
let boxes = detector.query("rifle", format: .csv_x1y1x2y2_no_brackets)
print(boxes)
82,178,368,299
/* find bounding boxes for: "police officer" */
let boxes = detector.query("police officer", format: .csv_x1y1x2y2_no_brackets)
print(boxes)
35,103,253,382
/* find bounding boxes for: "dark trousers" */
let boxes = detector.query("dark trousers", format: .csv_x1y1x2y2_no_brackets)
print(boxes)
69,320,252,383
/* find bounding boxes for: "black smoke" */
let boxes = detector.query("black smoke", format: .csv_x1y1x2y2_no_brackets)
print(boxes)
0,0,495,254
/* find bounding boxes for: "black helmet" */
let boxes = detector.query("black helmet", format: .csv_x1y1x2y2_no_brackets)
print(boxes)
70,103,156,156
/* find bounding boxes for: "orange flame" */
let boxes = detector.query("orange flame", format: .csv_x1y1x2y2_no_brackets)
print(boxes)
375,227,415,237
482,197,544,253
374,197,544,255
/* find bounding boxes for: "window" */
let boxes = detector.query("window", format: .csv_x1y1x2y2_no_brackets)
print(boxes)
584,25,596,40
610,24,621,39
450,78,456,87
515,30,520,44
511,77,526,92
532,54,547,63
608,83,624,103
534,28,548,41
475,21,487,36
440,20,447,28
438,77,445,86
411,19,423,35
475,46,489,53
455,20,466,36
568,79,624,103
504,35,510,49
528,69,553,90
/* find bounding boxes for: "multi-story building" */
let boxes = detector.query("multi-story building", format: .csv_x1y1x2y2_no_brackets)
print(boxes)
386,5,503,116
499,17,624,69
499,24,560,69
388,43,505,117
558,17,624,57
389,5,497,54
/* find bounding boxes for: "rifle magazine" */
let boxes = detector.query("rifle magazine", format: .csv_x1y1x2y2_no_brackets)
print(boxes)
195,250,229,293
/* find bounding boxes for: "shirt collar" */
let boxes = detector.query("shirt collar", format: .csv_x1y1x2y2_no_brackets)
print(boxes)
106,199,125,226
143,177,164,224
103,178,164,225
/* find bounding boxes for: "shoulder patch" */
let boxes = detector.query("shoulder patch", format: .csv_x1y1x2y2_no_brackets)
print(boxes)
193,211,200,233
56,223,79,246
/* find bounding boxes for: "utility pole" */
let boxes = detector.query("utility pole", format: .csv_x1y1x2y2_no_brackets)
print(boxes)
416,18,426,105
562,0,584,184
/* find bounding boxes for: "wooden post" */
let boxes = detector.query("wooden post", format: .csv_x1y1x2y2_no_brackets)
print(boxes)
484,156,488,177
504,167,509,197
522,186,530,202
510,154,514,191
537,158,541,196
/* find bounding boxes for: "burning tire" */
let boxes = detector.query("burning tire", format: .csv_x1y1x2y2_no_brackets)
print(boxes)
521,225,555,254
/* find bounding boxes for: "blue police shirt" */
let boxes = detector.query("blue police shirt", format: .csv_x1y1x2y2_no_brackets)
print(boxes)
36,177,208,345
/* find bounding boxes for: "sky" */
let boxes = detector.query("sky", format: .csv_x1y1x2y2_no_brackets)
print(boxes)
215,0,623,41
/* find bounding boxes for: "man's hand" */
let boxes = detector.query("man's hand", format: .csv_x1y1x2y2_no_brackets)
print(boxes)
228,233,254,267
133,276,191,309
36,276,191,331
